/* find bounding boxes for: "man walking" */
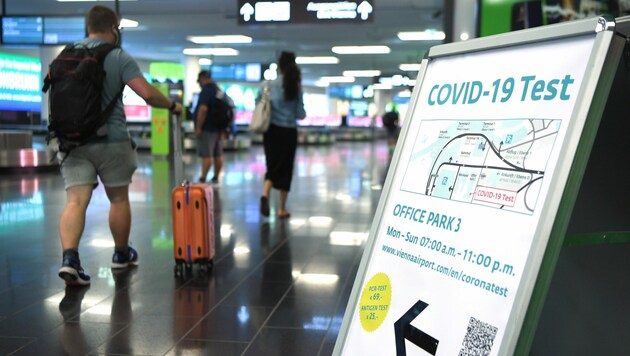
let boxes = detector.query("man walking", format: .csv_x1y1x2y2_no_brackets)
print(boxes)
194,70,225,184
56,5,182,286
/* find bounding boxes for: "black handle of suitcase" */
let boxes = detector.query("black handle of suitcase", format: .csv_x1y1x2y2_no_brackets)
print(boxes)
171,112,185,187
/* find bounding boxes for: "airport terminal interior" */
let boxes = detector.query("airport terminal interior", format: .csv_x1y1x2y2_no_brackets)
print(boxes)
2,0,630,355
0,141,389,355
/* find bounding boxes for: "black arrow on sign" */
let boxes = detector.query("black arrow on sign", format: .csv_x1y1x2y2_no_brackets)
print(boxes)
394,300,439,356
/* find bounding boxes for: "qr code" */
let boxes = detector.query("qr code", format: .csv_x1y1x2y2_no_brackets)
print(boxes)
458,317,498,356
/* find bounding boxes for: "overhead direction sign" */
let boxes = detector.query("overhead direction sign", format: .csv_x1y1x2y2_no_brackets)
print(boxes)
237,0,374,25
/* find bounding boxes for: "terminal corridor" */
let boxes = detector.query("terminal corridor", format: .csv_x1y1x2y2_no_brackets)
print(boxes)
0,140,390,355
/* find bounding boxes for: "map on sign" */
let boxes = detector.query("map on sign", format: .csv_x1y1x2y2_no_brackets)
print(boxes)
401,119,561,215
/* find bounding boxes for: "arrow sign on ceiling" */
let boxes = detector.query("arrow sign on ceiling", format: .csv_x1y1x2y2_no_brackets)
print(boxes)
240,3,255,21
394,300,439,356
357,1,373,20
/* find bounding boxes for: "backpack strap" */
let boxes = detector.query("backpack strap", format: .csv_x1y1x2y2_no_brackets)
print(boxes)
42,44,75,93
91,43,123,119
91,43,119,62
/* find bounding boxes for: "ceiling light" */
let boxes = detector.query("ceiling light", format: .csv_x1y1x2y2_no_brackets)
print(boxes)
399,63,422,71
380,74,413,87
119,18,139,28
296,56,339,64
398,30,446,41
460,32,470,41
373,83,392,90
319,76,355,83
315,81,330,87
332,46,390,54
198,58,212,66
187,35,252,44
183,48,239,56
342,70,381,77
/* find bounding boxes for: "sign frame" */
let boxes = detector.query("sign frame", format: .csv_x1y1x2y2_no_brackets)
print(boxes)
334,16,625,356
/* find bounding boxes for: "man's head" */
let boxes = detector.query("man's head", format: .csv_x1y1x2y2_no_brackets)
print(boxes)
86,5,120,45
197,70,212,86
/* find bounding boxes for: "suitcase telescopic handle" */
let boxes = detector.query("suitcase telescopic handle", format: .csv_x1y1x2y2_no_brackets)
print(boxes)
172,111,185,186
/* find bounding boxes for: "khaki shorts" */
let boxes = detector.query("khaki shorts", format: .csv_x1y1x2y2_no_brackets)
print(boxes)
58,140,138,189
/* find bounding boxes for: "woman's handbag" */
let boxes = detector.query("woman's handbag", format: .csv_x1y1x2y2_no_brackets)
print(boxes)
250,83,271,134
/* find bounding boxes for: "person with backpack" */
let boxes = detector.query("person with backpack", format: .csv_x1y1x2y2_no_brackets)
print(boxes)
52,5,182,286
194,70,233,184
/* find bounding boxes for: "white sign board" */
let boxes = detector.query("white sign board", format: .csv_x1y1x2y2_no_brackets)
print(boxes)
336,26,613,356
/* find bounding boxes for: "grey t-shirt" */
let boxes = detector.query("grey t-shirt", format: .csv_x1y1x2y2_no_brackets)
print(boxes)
76,38,144,142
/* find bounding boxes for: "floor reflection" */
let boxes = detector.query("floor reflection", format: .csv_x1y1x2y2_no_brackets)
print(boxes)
0,140,389,355
59,286,90,355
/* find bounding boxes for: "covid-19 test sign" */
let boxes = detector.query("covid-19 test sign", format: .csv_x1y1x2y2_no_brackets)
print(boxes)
335,21,616,356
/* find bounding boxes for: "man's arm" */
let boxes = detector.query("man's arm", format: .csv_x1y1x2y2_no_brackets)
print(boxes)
127,76,182,114
195,104,208,137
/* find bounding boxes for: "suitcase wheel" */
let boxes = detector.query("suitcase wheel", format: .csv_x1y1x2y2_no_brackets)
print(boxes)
174,263,184,278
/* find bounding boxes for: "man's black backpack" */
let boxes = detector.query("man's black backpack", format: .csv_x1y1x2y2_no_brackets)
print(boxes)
42,43,122,152
211,90,235,130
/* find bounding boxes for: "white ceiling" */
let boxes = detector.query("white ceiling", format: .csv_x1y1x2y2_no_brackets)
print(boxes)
3,0,445,86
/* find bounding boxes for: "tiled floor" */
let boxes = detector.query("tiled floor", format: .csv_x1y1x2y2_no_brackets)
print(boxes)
0,139,390,355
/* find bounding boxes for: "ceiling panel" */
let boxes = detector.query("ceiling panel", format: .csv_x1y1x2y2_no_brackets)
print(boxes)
2,0,445,86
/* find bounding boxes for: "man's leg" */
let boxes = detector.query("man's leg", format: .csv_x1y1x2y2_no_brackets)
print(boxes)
200,157,213,181
208,133,223,182
105,184,139,268
60,184,94,250
104,185,131,249
59,184,94,285
213,155,223,181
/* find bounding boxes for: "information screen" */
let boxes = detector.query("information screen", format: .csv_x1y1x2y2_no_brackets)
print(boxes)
299,92,340,126
123,86,151,123
211,63,261,82
221,83,258,125
2,17,43,45
43,17,85,45
0,52,42,112
328,85,364,99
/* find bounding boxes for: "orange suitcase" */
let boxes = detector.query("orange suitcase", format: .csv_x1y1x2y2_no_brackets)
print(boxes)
172,182,215,277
